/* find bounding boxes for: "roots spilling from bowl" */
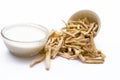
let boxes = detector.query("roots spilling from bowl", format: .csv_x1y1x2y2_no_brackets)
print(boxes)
30,17,105,70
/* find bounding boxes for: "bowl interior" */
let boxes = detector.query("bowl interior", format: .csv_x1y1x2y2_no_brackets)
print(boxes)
69,10,100,25
69,10,101,36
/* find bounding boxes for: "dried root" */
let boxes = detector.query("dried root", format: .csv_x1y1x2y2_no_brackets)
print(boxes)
30,17,105,70
45,46,51,70
30,53,45,67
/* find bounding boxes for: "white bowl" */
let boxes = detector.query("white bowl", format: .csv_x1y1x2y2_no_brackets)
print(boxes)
1,23,49,57
69,10,101,37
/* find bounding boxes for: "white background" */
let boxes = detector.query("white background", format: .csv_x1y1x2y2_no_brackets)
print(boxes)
0,0,120,80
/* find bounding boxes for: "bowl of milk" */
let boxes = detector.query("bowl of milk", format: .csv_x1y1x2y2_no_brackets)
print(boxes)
1,23,49,57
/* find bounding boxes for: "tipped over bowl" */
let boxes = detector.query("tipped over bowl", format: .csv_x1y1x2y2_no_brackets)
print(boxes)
69,10,101,36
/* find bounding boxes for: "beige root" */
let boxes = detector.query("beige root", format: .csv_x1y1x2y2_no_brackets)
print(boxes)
30,17,105,70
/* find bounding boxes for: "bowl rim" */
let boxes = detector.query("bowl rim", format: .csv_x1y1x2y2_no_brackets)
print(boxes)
1,23,49,43
68,9,101,37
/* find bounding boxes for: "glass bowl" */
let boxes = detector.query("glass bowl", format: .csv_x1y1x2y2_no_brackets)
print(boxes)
1,23,49,57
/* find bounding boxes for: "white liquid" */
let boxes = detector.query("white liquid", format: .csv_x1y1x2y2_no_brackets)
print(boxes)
4,25,45,42
3,24,48,57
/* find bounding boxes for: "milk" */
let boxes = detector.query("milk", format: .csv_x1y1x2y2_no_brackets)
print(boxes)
4,25,45,42
3,24,48,57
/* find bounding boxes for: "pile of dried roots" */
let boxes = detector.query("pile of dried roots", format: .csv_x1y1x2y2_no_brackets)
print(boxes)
30,18,105,70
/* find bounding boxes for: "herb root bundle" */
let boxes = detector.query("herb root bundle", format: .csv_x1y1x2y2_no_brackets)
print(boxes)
30,18,105,70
